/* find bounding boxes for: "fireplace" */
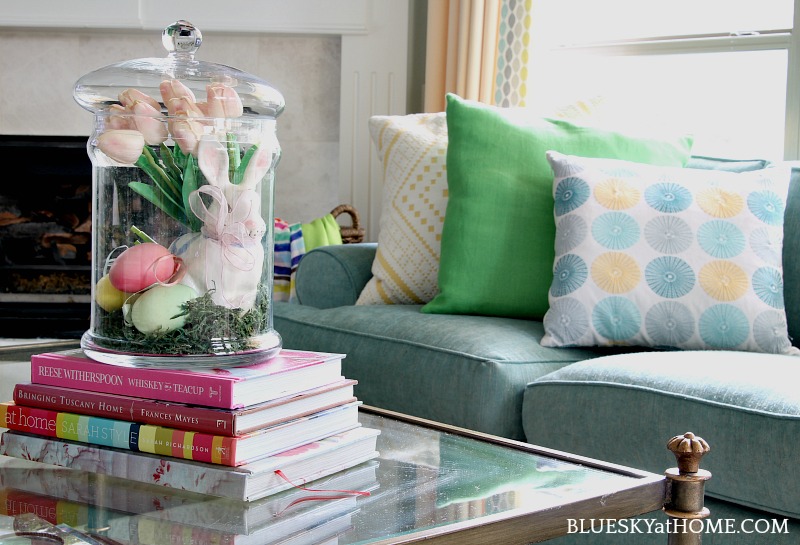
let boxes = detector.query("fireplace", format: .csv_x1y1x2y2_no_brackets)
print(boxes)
0,135,92,338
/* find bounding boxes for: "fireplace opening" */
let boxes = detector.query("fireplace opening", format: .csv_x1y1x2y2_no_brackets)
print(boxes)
0,135,92,338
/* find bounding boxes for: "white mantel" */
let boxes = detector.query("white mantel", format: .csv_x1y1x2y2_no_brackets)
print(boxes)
0,0,410,239
0,0,373,34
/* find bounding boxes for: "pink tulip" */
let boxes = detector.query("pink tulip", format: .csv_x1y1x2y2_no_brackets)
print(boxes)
97,129,145,164
170,118,205,156
166,96,205,118
205,83,243,118
106,104,132,130
195,101,211,116
119,88,161,112
166,96,208,155
130,101,168,145
160,79,197,113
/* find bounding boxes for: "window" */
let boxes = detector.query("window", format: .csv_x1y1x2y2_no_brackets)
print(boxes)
525,0,798,161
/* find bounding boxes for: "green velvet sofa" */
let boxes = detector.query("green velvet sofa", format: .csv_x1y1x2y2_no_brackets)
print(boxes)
273,156,800,543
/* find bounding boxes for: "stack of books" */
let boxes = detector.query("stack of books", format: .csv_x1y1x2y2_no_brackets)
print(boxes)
0,348,381,502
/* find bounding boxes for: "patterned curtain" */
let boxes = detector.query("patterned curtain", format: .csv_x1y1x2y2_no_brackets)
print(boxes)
494,0,533,107
424,0,502,112
423,0,533,111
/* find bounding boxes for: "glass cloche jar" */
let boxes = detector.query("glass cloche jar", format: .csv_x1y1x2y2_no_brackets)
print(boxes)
73,20,285,368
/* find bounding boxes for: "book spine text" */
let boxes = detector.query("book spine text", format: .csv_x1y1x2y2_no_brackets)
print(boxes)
30,354,234,408
0,404,237,465
13,384,237,435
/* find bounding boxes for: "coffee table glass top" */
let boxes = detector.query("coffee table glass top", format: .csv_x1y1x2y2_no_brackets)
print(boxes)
0,406,666,545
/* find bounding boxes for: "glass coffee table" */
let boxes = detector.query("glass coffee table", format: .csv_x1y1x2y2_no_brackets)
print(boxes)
0,405,707,544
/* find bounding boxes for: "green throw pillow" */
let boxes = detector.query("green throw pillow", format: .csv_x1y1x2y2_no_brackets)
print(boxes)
421,94,694,318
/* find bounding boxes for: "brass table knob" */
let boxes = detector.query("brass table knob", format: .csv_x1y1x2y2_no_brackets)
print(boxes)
667,432,710,474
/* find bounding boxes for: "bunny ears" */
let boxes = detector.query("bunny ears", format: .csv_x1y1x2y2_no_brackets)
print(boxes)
197,135,277,193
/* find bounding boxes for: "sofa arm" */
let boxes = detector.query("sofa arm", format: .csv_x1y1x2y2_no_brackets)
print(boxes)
294,243,377,308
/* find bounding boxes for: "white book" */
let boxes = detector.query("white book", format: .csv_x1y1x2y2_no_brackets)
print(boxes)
0,426,380,501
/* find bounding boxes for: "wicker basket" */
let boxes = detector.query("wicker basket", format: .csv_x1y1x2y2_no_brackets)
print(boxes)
331,204,365,244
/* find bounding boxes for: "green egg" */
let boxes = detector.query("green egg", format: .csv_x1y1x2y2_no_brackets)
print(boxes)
131,284,197,334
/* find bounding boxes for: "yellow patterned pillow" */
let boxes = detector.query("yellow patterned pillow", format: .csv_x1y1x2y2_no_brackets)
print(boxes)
356,113,448,305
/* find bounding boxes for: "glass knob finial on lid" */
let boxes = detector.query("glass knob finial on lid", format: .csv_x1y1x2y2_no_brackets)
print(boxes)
162,20,203,57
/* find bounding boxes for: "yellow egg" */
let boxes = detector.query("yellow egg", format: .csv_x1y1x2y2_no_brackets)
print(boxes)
95,275,129,312
131,284,197,334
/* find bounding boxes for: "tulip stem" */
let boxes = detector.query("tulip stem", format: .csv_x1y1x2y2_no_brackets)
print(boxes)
182,155,202,232
227,134,241,183
130,225,156,244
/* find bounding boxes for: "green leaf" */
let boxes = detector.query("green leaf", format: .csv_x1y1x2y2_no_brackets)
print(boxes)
182,155,203,232
136,148,182,204
160,143,183,183
128,181,188,226
173,142,188,171
233,144,259,185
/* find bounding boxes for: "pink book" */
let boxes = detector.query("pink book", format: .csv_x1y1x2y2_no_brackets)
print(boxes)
30,349,345,409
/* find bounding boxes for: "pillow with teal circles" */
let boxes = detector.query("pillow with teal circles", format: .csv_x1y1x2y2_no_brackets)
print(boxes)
541,150,799,355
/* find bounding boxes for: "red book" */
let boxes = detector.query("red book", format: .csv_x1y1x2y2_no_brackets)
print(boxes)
29,348,345,409
13,380,357,436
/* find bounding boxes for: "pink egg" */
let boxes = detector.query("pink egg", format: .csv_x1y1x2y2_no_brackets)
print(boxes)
108,243,177,293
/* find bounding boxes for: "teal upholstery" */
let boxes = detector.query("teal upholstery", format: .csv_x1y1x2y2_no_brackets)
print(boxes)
276,301,627,440
294,243,377,308
522,351,800,518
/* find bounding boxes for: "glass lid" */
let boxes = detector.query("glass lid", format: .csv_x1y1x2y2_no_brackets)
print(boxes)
73,20,285,118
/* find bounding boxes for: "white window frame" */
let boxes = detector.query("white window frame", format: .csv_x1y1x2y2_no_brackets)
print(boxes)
532,0,800,161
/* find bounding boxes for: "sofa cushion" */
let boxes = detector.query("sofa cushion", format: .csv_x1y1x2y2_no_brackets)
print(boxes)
422,93,694,320
541,151,797,355
356,113,449,305
521,350,800,518
275,301,640,441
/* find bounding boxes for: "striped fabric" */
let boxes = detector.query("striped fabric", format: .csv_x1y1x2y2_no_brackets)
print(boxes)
273,218,306,303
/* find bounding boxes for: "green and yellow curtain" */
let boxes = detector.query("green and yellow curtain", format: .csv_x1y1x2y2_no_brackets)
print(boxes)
423,0,533,112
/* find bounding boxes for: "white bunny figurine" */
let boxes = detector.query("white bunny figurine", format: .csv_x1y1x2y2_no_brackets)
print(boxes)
169,135,274,310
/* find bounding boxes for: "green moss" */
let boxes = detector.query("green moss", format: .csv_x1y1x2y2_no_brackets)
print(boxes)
95,285,272,355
